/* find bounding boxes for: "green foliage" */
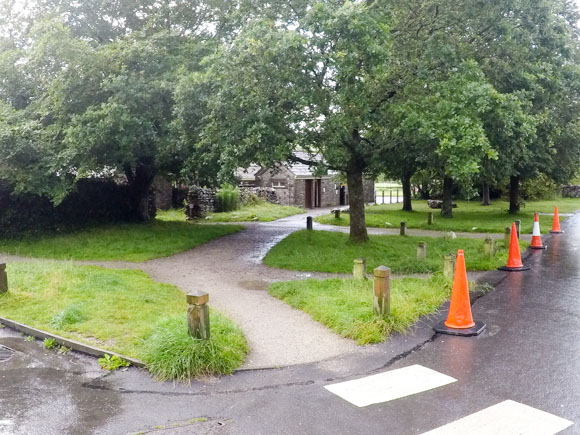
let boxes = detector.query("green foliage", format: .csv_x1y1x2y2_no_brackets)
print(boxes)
0,221,243,262
43,338,57,349
50,305,87,329
24,335,35,342
264,230,527,275
269,276,452,344
143,314,249,381
98,354,130,371
520,174,560,200
216,184,241,212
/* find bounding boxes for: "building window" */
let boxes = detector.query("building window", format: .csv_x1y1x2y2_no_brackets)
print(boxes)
272,180,286,188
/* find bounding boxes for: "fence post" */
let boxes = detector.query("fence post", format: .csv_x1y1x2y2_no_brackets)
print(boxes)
504,227,511,248
0,264,7,293
307,216,313,230
443,254,455,280
515,220,521,239
390,189,393,204
187,291,210,340
400,221,407,236
417,242,427,261
334,209,341,219
382,190,385,204
373,266,391,316
353,258,366,280
484,237,494,257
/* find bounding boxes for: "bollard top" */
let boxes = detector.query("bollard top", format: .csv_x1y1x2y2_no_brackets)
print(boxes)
400,221,406,225
417,241,426,247
0,263,5,270
373,265,391,277
444,252,455,259
484,236,493,242
354,258,366,264
186,290,209,305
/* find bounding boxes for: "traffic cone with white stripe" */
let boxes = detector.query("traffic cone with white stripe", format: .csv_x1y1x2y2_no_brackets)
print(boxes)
530,213,547,250
549,206,563,234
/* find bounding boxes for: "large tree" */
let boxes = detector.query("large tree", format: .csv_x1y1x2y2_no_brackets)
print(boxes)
176,1,394,241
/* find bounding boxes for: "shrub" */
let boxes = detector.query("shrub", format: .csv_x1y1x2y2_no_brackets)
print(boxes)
520,174,559,200
216,184,240,212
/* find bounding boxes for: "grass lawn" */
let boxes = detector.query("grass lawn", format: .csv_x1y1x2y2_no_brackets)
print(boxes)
264,230,528,274
269,276,456,344
157,202,304,223
0,262,248,379
316,199,580,233
0,221,244,262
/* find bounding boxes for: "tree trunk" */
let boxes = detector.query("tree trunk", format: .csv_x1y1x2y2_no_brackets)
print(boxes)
481,182,491,206
441,176,453,218
509,175,520,214
125,163,156,221
347,161,368,243
401,171,413,211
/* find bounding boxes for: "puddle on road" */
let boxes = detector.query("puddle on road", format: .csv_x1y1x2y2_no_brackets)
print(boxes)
238,280,270,291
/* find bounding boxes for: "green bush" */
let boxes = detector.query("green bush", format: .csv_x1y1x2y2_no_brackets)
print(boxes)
520,174,559,200
216,184,240,212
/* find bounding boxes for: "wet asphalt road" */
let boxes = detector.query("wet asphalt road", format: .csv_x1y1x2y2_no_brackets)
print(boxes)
0,212,578,434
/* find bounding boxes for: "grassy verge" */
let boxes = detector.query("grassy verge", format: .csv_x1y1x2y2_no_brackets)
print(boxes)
316,199,580,233
0,221,243,262
269,276,453,344
0,262,248,378
157,202,304,223
264,230,528,274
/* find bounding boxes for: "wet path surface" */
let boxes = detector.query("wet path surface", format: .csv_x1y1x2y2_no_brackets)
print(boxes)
0,212,577,434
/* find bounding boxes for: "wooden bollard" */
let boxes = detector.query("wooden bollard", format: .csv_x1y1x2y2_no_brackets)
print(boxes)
400,221,407,236
504,227,511,248
515,219,521,239
334,209,341,219
373,266,390,316
0,263,7,293
390,190,393,204
353,258,366,280
306,216,313,230
187,291,210,340
443,253,455,280
484,237,494,257
428,212,434,225
417,242,427,261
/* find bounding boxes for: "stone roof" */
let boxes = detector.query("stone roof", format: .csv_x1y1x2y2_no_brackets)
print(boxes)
236,152,339,180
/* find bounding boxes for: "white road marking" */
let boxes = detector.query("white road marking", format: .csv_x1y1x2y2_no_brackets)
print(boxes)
422,400,573,435
324,364,457,408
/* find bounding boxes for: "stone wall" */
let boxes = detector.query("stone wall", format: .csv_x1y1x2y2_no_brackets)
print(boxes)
239,187,279,204
185,186,216,219
562,185,580,198
255,167,294,205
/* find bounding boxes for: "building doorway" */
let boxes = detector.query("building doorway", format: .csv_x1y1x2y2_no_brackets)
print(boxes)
305,179,323,208
305,180,312,208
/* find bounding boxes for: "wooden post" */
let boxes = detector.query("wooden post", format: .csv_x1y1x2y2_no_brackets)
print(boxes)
484,237,494,257
187,291,210,340
382,190,385,204
443,254,455,280
504,227,511,248
334,209,341,219
400,221,407,236
307,216,313,230
373,266,390,316
428,212,434,225
353,258,366,280
390,189,393,204
0,264,7,293
417,242,427,261
515,219,521,239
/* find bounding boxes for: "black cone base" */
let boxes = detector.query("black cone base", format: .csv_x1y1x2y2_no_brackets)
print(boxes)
498,265,530,272
530,245,547,250
434,321,486,337
549,230,563,234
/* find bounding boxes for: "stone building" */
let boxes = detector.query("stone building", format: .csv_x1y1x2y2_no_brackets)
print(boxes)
236,154,375,209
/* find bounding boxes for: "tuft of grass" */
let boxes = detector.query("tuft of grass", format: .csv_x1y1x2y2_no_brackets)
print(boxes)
316,199,580,233
143,314,249,381
0,262,248,379
99,354,131,370
157,202,304,223
264,230,527,274
43,338,57,349
0,221,243,262
269,276,454,344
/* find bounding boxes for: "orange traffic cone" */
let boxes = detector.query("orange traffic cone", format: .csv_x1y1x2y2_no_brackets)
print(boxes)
550,206,563,234
530,212,547,250
499,222,530,271
434,249,486,336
